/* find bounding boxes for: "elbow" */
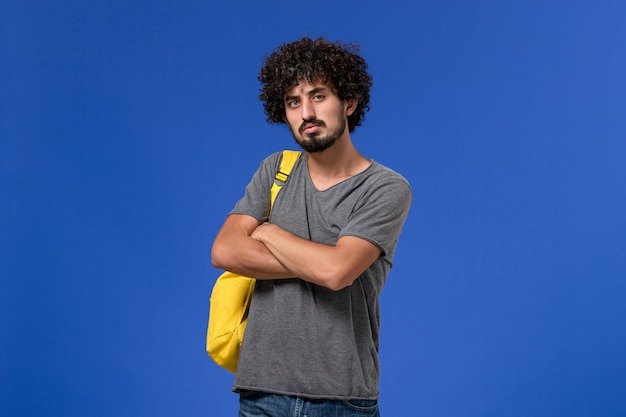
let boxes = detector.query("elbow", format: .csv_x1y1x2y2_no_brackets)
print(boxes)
211,243,229,271
326,279,352,292
316,267,357,291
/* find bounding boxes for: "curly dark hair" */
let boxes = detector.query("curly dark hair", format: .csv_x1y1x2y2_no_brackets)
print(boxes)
258,37,373,133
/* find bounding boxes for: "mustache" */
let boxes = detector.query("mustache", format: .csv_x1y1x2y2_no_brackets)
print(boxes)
298,119,326,134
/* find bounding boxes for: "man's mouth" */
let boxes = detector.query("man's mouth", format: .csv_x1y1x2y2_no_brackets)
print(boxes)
300,120,324,134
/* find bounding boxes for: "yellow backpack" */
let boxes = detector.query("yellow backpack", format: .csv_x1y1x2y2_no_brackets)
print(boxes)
206,150,302,373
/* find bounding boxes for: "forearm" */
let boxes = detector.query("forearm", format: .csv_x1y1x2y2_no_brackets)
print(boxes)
212,238,292,279
251,223,380,290
211,215,293,279
255,227,336,287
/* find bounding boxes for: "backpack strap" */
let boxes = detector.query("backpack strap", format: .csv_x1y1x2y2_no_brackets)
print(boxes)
270,150,302,209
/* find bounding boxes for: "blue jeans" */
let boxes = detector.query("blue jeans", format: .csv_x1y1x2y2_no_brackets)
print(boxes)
239,391,380,417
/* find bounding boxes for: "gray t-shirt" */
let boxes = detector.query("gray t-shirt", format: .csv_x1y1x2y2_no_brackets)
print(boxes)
229,151,411,400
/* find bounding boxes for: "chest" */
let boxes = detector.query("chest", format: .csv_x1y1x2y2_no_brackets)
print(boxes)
269,170,368,244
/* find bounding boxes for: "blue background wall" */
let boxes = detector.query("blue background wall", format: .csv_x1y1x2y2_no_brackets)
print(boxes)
2,0,625,416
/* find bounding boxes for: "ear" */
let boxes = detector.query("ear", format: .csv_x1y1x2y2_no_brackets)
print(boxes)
345,98,358,116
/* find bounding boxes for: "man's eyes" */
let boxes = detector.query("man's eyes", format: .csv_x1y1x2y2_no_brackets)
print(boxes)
286,95,324,107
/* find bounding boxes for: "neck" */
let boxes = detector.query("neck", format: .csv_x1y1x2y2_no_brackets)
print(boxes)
306,135,371,191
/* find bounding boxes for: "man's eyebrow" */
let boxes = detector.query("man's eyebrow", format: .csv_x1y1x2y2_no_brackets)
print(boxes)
284,86,330,103
307,86,328,95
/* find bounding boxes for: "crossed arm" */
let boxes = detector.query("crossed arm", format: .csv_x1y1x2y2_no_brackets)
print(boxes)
211,214,381,291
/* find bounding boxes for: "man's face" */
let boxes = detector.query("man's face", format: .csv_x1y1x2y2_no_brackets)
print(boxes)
283,79,354,153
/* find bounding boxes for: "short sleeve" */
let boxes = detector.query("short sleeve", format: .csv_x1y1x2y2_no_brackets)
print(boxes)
339,168,412,258
229,152,283,223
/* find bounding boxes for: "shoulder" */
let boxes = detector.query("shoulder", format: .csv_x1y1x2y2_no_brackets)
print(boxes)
367,161,412,193
260,151,284,168
259,150,302,171
250,151,288,181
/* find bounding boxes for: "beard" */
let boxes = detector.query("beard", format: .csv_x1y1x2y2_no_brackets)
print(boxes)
289,115,347,153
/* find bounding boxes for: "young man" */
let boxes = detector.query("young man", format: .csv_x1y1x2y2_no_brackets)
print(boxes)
211,37,412,417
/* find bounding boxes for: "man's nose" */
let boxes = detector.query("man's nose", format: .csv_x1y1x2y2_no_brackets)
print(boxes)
301,100,315,120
